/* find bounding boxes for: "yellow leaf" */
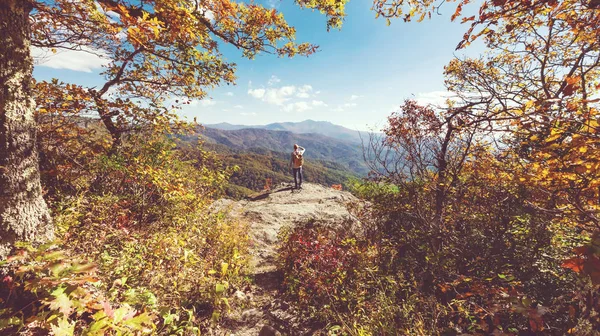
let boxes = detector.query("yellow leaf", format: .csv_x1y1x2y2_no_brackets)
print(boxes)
524,100,535,110
546,133,561,143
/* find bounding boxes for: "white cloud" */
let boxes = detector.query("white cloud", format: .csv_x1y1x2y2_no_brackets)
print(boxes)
315,91,321,95
190,99,216,107
241,112,257,116
249,86,296,105
249,83,318,107
203,9,215,21
115,29,127,41
222,109,230,112
268,75,281,86
94,1,120,23
248,88,266,99
296,84,313,98
267,0,280,8
233,105,244,109
350,94,362,101
104,86,119,98
312,100,327,107
283,101,312,112
333,106,344,112
32,46,111,73
264,86,296,105
414,91,456,107
225,92,234,96
344,103,357,108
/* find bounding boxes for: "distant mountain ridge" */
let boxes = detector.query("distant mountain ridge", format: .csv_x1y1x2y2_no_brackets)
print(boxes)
192,127,369,175
205,120,366,144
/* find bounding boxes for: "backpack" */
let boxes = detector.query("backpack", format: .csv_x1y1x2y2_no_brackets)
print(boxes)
293,152,304,166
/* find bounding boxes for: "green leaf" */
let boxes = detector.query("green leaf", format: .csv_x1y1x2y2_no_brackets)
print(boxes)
215,283,225,294
0,316,23,331
49,287,73,316
50,317,75,336
69,262,96,274
112,306,136,324
87,316,109,335
42,250,66,261
123,312,154,330
211,311,221,322
221,297,231,311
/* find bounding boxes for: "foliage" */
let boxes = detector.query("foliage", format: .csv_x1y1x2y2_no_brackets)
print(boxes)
15,0,350,330
0,242,155,335
55,134,250,326
31,0,348,149
278,220,401,335
325,1,600,333
281,165,587,334
5,0,354,334
33,116,252,334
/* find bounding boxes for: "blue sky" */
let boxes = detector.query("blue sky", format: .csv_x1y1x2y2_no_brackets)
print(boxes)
32,0,485,131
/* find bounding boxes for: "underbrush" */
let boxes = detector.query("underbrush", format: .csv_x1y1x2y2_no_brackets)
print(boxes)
277,220,402,335
277,185,592,335
1,134,250,335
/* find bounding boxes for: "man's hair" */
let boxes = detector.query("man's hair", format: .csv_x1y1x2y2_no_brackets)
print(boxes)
294,144,298,149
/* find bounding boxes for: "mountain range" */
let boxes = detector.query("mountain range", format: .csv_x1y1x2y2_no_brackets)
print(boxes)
176,120,375,198
205,119,367,144
194,126,369,175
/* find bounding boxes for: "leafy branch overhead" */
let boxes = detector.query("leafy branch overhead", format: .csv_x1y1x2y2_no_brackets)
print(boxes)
372,0,600,49
31,0,349,147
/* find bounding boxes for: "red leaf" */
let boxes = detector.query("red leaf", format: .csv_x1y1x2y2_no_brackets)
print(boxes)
562,257,585,273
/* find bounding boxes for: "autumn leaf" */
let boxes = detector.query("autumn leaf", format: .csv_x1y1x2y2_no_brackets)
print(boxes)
50,317,75,336
48,287,73,316
562,257,585,273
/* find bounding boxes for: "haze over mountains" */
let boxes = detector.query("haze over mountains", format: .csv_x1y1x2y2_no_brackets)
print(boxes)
198,127,368,175
205,119,366,144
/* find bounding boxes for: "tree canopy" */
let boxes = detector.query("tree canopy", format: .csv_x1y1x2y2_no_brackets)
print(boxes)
32,0,348,147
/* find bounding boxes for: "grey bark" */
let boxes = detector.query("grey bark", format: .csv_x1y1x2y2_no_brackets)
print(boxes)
0,0,53,259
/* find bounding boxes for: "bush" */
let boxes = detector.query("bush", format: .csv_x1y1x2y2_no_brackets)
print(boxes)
0,242,155,335
278,174,584,335
278,220,401,335
5,129,253,335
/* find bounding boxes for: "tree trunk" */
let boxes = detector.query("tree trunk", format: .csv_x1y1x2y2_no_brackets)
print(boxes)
0,0,53,259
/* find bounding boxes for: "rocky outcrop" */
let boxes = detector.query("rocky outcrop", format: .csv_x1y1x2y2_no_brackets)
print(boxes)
211,183,358,335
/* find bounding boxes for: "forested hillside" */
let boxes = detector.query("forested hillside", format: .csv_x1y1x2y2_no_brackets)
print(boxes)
190,127,370,174
200,143,358,198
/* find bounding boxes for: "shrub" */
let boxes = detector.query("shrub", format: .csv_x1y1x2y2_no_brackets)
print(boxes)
9,130,252,334
0,242,155,335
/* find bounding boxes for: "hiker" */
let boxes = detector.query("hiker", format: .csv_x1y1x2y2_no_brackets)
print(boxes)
289,144,305,189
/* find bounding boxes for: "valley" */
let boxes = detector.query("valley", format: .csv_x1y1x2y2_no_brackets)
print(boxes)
179,121,370,198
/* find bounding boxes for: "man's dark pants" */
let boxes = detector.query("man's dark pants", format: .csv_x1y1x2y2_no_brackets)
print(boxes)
293,167,303,188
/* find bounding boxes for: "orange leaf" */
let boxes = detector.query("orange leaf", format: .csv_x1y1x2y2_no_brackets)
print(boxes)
562,257,584,273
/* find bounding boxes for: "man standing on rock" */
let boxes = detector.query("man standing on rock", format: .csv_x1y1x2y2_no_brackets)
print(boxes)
289,144,305,189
